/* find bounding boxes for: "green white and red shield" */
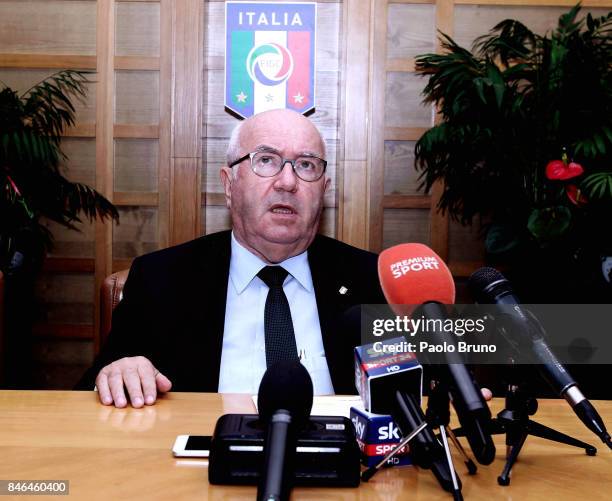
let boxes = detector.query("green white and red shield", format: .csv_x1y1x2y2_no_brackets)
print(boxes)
225,2,316,118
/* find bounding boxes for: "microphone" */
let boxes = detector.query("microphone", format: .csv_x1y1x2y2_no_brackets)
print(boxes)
378,243,455,309
469,267,612,449
378,243,496,465
257,361,314,501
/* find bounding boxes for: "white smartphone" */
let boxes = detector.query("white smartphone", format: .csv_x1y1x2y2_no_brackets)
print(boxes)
172,435,212,457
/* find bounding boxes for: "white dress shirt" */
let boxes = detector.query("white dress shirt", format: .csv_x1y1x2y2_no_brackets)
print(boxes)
218,233,335,395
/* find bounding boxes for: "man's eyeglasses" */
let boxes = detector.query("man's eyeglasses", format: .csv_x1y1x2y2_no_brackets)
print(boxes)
228,151,327,182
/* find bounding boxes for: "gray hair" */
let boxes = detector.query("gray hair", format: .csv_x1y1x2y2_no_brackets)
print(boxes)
226,120,244,166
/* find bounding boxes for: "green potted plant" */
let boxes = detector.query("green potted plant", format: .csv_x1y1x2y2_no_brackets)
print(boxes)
1,70,118,271
414,4,612,300
0,70,118,386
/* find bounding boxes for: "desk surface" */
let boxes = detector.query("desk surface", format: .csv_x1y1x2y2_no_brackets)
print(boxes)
1,391,611,500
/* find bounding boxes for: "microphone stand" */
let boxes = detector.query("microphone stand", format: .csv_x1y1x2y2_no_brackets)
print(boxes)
454,361,597,486
426,378,478,476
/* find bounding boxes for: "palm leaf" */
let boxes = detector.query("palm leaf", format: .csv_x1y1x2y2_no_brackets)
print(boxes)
581,172,612,199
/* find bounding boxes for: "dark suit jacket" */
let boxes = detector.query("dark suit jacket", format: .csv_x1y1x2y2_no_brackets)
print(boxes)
76,230,386,393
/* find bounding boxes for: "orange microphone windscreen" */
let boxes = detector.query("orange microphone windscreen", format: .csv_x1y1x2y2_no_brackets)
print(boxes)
378,243,455,310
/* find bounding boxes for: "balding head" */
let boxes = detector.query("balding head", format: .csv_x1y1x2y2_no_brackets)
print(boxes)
220,109,330,263
227,109,326,167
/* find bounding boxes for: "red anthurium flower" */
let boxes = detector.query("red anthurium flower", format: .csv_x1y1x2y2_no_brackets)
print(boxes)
566,184,588,207
546,160,565,180
567,162,584,178
545,159,584,180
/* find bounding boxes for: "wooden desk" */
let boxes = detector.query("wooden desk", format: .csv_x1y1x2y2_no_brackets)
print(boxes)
1,391,610,500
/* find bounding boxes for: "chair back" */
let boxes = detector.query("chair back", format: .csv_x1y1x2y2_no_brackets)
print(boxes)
98,269,129,354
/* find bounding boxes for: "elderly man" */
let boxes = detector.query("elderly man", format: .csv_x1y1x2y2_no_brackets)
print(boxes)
77,109,385,407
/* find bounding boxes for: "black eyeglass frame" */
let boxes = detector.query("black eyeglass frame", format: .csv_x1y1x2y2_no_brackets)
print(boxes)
228,151,328,182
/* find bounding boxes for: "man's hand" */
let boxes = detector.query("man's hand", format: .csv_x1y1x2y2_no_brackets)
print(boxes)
481,388,493,401
95,356,172,408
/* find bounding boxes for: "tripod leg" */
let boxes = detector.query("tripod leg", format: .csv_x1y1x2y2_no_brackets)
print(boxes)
527,420,597,455
498,431,528,486
439,426,463,501
446,427,477,475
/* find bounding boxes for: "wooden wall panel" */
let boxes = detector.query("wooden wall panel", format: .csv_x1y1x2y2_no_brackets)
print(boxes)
382,208,431,248
454,5,612,48
387,3,436,59
374,0,445,256
43,219,95,259
95,0,115,357
364,0,387,252
112,206,159,259
59,138,97,185
172,0,203,158
0,1,96,55
340,0,370,163
203,205,231,235
315,3,343,71
114,70,160,124
0,54,96,71
115,1,161,56
309,71,341,141
158,0,173,250
385,72,434,128
170,0,203,244
203,1,225,69
203,69,235,138
171,158,201,243
114,139,159,192
338,0,372,249
319,207,337,238
384,140,421,195
203,138,231,194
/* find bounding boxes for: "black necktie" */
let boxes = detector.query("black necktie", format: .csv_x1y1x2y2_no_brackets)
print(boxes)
257,266,299,367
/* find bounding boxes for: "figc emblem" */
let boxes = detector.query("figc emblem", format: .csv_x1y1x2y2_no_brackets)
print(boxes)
225,2,317,118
